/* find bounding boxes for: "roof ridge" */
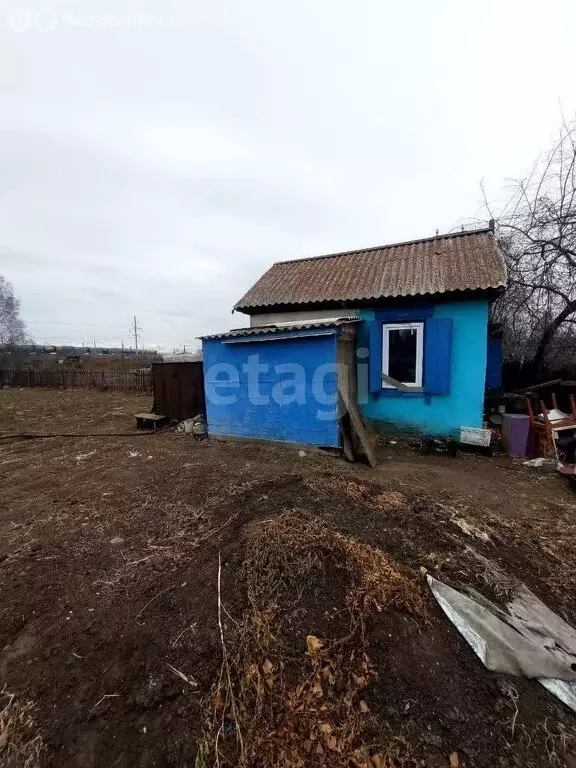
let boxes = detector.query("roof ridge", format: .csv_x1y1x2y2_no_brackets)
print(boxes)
273,226,494,266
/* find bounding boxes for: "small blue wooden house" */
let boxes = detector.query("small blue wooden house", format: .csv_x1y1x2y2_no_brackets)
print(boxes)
201,225,507,446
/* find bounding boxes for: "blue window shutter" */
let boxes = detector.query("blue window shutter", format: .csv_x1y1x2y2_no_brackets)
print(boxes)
424,318,452,394
486,338,502,390
369,320,383,393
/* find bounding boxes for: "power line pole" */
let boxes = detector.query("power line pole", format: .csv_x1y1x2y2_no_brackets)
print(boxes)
133,316,139,355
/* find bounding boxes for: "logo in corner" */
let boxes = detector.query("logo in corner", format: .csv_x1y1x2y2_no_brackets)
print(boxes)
8,8,33,32
34,7,58,31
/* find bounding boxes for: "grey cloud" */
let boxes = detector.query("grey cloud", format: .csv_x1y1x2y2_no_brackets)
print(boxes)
1,0,576,348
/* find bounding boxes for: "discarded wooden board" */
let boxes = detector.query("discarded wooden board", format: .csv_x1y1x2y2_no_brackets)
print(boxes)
339,412,356,462
135,413,169,430
382,373,423,393
338,385,377,468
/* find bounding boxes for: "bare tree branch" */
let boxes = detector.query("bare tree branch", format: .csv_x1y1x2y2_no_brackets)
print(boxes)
488,117,576,373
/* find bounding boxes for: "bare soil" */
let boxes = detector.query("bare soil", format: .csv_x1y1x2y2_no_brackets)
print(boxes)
1,389,576,767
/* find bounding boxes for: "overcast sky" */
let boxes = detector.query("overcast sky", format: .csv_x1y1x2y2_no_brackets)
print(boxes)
1,0,576,350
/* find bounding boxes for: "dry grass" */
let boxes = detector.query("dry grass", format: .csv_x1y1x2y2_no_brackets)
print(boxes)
306,475,408,514
198,513,428,768
0,687,43,768
338,533,427,618
538,719,576,766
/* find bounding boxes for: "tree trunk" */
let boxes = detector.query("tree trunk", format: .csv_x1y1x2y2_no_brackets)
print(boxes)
532,299,576,375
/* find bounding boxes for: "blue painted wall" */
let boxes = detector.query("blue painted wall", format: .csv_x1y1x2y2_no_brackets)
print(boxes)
357,299,489,437
202,330,340,447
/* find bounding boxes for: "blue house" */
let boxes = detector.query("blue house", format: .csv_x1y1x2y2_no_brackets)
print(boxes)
201,225,507,446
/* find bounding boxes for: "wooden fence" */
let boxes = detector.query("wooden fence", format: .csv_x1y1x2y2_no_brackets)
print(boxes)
0,368,152,393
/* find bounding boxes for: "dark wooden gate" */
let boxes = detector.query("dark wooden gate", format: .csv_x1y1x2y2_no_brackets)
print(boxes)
152,362,205,421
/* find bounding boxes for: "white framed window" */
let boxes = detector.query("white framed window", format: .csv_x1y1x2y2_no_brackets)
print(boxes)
382,322,424,388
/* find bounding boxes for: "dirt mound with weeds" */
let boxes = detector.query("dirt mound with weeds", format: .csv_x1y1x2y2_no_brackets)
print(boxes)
197,513,428,768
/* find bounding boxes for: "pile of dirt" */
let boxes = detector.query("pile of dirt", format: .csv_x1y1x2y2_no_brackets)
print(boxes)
197,513,428,768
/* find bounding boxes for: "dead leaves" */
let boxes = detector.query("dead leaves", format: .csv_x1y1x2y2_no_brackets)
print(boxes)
239,648,373,765
307,634,324,655
243,658,276,696
261,658,275,689
339,533,428,620
349,737,417,768
262,658,273,676
349,749,389,768
309,476,408,514
320,663,336,687
375,490,407,511
325,734,340,752
307,721,348,756
311,678,324,699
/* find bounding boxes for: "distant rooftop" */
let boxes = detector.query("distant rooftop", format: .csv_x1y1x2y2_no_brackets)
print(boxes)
234,226,507,313
161,352,202,363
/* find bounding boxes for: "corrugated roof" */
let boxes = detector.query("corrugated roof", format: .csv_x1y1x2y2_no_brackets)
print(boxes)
199,318,359,341
234,227,507,312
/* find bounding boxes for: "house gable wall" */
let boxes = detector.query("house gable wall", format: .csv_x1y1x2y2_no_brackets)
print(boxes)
357,298,489,437
249,308,359,327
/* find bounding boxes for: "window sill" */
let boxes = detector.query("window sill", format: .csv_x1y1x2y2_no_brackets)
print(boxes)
376,390,433,404
378,389,425,398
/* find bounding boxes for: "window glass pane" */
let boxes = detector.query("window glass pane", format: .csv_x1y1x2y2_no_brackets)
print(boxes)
388,327,417,383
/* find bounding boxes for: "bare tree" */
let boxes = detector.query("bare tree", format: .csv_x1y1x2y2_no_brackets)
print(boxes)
0,275,27,346
488,117,576,375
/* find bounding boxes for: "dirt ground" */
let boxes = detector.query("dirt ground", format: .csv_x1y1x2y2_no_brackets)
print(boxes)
2,389,576,768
